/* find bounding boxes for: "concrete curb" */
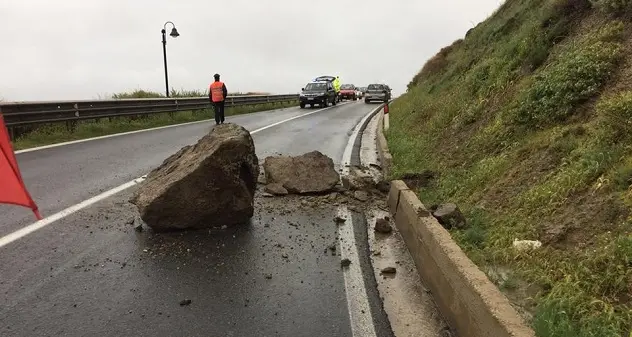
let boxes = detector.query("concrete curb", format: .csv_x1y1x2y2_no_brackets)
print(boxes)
376,110,535,337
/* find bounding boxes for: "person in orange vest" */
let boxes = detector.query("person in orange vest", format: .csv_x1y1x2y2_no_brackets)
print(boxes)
209,73,228,125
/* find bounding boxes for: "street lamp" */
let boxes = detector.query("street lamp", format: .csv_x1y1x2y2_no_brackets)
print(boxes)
161,21,180,97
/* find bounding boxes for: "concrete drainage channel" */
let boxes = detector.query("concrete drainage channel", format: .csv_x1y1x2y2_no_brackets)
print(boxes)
373,109,537,337
354,105,453,337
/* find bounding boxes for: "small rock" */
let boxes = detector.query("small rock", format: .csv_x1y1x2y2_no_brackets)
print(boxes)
376,180,390,193
265,183,288,196
374,218,392,234
126,218,135,225
343,167,376,190
334,216,346,224
257,172,267,185
416,206,431,217
353,190,370,202
282,253,289,259
265,274,273,279
438,326,453,337
348,205,360,213
541,224,568,244
340,258,351,267
432,203,467,230
381,267,397,274
134,224,143,232
262,192,274,198
179,299,192,306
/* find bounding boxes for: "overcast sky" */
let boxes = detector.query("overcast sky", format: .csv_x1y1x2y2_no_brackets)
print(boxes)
0,0,504,101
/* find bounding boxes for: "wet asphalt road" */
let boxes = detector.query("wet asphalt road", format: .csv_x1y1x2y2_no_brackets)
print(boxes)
0,101,395,337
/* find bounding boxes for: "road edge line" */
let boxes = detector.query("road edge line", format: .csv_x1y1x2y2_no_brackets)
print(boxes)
337,104,386,337
341,103,385,177
337,206,378,337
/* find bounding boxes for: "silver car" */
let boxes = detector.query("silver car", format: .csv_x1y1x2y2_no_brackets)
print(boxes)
364,84,390,103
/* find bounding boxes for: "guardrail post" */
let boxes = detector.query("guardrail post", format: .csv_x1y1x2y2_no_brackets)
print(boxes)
65,103,78,133
171,99,177,118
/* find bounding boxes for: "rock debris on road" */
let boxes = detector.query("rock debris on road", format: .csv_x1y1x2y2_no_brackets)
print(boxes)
0,103,430,337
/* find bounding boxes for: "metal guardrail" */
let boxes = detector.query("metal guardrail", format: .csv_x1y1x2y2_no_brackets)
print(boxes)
0,94,299,128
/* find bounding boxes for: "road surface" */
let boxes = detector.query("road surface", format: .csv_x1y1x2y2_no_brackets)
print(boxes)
0,102,399,337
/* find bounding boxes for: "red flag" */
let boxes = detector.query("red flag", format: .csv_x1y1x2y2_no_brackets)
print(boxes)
0,113,42,220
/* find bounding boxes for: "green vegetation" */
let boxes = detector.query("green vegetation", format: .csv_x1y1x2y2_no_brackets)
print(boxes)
389,0,632,336
590,0,631,14
11,89,297,150
110,88,270,99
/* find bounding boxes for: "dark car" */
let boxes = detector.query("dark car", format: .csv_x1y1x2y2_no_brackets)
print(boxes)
299,81,337,108
364,84,391,103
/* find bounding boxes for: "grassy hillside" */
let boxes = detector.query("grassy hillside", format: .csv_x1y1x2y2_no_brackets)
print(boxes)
389,1,632,336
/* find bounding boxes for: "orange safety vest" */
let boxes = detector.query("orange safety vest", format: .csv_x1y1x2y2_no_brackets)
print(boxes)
210,81,225,102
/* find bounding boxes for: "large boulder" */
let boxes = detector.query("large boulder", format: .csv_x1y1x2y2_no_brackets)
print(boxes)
263,151,340,194
130,123,259,231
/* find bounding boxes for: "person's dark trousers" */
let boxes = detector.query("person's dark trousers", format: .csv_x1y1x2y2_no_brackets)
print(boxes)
213,101,225,124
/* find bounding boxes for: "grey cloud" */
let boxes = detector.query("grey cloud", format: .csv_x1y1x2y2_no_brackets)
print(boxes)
1,0,503,101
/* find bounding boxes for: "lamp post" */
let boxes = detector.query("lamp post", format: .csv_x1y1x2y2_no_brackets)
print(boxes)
161,21,180,98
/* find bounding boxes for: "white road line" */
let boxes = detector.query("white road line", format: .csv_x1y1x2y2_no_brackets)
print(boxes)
251,102,347,134
14,102,333,154
0,102,348,249
337,206,378,337
0,177,146,249
336,106,381,337
14,119,215,154
341,104,384,177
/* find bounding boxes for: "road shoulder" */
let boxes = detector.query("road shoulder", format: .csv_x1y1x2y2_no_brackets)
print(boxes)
360,110,449,337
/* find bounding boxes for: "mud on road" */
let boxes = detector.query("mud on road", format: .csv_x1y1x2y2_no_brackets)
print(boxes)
1,173,397,337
